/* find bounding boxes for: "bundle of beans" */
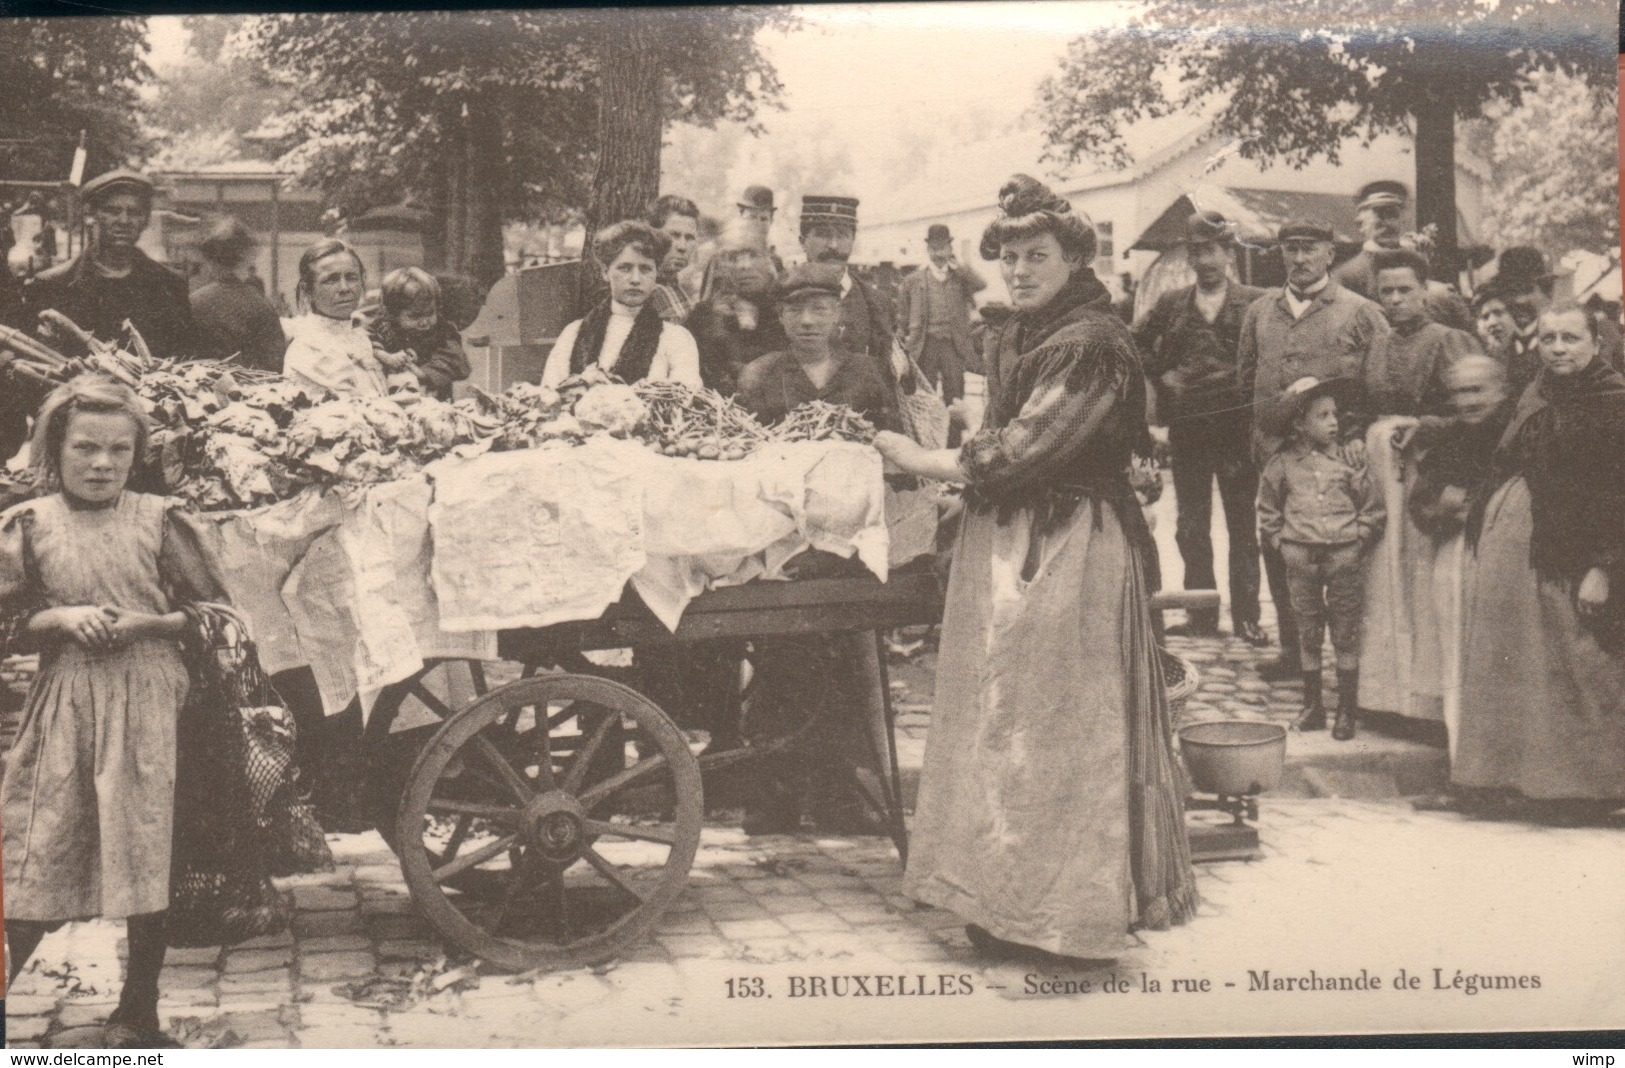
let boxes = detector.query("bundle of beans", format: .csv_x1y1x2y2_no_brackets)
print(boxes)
634,380,773,461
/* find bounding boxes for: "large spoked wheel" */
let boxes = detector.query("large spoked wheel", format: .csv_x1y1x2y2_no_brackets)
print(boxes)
397,673,703,972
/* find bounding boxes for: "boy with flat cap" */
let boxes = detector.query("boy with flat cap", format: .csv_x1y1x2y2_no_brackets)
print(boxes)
1133,210,1268,643
733,262,899,836
25,169,200,360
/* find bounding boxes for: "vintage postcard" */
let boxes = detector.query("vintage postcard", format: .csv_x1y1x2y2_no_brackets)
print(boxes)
0,0,1621,1049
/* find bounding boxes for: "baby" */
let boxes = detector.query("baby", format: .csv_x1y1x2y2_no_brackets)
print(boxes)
1256,377,1386,741
366,267,472,401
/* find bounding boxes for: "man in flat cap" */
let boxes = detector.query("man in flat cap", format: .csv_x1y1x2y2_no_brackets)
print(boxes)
734,261,899,836
896,224,985,406
1332,180,1472,333
25,169,200,360
1239,218,1390,680
1132,210,1268,644
799,194,899,391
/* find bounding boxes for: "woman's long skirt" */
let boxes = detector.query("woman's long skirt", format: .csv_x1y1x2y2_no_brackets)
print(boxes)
903,498,1197,957
1359,422,1446,721
1456,477,1625,799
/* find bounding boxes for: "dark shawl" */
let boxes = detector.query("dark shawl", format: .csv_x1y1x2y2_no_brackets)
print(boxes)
568,299,664,383
961,268,1159,587
1468,357,1625,647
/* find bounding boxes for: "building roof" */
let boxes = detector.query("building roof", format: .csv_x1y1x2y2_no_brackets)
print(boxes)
1131,187,1477,251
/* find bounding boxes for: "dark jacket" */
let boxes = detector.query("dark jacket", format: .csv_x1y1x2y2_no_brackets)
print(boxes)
735,348,900,433
837,272,898,390
367,317,471,401
1131,281,1266,423
897,261,987,368
26,248,200,360
191,276,287,372
687,295,788,397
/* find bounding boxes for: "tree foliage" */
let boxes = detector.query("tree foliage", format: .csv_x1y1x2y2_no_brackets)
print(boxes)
0,17,152,184
243,8,792,286
1036,0,1615,263
147,15,294,170
1477,68,1619,254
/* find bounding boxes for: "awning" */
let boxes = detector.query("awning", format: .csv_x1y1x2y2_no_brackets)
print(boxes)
1131,187,1474,253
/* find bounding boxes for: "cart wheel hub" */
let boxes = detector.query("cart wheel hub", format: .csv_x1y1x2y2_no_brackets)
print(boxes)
523,792,587,864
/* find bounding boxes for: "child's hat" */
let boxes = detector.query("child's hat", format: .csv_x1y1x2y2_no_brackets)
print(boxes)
1263,375,1358,438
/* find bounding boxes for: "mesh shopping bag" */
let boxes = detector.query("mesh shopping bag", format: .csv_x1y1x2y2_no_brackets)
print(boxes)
894,342,951,450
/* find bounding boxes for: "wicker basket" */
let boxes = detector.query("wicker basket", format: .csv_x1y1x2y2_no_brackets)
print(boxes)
1159,646,1200,717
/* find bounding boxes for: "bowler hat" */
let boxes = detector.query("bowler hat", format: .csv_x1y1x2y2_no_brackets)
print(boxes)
925,224,953,245
1185,210,1231,246
1496,246,1556,289
80,169,154,206
777,262,844,302
1262,376,1358,439
737,185,775,212
1354,180,1409,213
1277,219,1335,244
801,195,859,228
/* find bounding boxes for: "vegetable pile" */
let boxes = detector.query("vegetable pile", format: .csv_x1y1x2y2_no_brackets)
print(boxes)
0,317,885,514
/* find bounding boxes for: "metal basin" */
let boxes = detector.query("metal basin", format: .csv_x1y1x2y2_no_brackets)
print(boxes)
1177,720,1287,797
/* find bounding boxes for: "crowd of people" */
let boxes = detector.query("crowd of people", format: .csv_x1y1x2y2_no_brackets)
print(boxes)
0,154,1619,1044
1132,182,1624,823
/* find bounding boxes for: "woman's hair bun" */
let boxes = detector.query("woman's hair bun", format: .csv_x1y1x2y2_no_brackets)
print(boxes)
997,175,1071,220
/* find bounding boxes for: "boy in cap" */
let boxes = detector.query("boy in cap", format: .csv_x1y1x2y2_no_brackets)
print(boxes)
733,262,899,836
26,169,201,360
1256,376,1386,739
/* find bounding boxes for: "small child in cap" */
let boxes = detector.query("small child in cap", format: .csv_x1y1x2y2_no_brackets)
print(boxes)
1256,377,1385,740
367,267,472,401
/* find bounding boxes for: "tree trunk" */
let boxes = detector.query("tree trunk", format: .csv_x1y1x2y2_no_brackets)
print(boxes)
1412,84,1459,283
434,101,507,291
584,11,663,249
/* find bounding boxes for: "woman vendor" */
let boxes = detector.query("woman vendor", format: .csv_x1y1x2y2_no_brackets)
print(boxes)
541,221,703,389
283,238,409,399
1456,303,1625,822
874,175,1198,960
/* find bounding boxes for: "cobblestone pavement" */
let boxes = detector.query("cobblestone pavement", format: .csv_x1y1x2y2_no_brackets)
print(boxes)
8,799,1623,1047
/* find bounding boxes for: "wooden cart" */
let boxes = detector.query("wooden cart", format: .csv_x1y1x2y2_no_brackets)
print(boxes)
365,572,943,973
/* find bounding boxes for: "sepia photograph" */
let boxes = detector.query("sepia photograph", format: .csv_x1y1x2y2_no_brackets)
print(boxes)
0,0,1620,1049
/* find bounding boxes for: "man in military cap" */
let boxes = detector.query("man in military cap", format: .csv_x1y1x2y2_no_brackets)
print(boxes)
799,194,899,391
1239,218,1390,679
733,262,899,836
896,223,985,405
25,169,200,360
1332,180,1472,333
1132,210,1268,643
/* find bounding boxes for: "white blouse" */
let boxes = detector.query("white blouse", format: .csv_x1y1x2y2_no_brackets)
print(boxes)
283,313,388,398
541,302,703,389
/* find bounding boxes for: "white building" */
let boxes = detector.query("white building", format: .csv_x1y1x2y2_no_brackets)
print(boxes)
858,114,1490,303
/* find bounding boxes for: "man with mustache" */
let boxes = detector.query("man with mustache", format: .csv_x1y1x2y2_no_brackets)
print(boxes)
25,170,200,361
1239,219,1390,682
798,194,900,391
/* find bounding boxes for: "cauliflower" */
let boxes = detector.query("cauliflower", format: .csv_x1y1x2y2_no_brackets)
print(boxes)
572,383,647,437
